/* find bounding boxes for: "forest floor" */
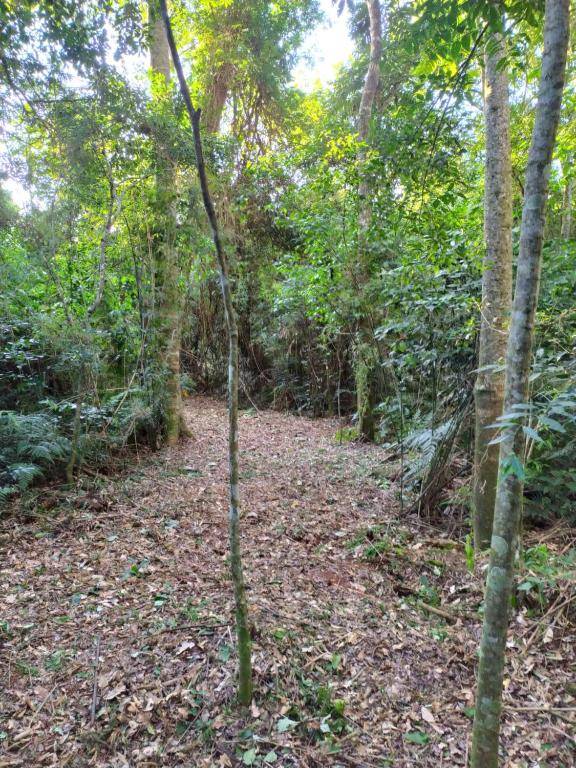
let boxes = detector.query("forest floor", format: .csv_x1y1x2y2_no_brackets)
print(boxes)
1,397,575,768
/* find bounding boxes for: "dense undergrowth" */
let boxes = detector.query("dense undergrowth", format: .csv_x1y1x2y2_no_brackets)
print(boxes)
1,0,575,529
2,239,576,525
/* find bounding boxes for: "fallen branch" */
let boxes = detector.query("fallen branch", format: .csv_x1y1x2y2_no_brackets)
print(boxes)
419,601,458,623
152,621,229,636
505,705,576,713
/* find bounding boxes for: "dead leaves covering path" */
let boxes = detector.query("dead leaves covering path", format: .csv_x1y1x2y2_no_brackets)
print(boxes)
0,397,574,767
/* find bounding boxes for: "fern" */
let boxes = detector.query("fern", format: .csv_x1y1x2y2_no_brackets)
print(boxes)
397,393,472,512
0,387,157,507
7,463,44,488
0,411,71,504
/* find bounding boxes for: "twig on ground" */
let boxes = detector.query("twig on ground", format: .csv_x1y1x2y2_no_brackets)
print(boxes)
32,684,57,721
152,621,229,636
418,601,458,623
522,590,576,652
90,634,101,726
505,705,576,713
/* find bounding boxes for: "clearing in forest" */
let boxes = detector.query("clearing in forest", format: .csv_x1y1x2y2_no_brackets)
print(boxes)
0,397,574,767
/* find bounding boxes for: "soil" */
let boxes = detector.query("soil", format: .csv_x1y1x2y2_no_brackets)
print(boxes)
1,397,574,767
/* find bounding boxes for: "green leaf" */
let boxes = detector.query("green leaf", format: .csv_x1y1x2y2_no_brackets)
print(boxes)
264,751,278,763
276,717,297,733
405,731,430,745
218,644,231,662
242,748,257,765
501,454,526,481
522,426,544,443
332,698,346,715
539,416,566,433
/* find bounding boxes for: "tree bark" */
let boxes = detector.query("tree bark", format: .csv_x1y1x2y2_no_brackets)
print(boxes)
473,31,513,551
203,62,234,134
159,0,253,706
148,0,183,446
355,0,383,441
471,2,570,766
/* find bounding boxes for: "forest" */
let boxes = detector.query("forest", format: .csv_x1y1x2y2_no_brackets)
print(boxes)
0,0,575,766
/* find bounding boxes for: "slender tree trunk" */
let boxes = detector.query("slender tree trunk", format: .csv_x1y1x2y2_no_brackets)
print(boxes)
88,172,118,316
148,0,183,445
471,3,570,766
355,0,383,441
159,0,253,706
561,171,573,239
473,31,513,551
357,0,382,236
66,385,83,485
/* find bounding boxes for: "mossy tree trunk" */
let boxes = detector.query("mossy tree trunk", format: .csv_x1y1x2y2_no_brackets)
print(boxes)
355,0,382,441
148,0,184,446
356,342,380,441
473,30,513,551
471,2,570,765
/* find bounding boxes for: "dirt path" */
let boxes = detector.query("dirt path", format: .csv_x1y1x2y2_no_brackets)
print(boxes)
0,397,573,767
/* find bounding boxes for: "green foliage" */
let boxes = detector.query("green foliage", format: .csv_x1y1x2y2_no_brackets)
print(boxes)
489,358,576,523
334,425,359,443
418,575,440,607
517,545,575,613
405,730,429,745
348,525,408,563
524,386,576,524
464,534,475,572
0,411,70,503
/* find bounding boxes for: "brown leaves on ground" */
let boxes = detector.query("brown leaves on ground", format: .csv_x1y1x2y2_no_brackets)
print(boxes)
0,397,574,767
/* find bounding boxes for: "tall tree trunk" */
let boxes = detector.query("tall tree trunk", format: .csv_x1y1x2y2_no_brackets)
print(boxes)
148,0,183,445
357,0,382,233
203,62,234,134
471,2,570,765
159,0,253,706
473,31,513,551
355,0,382,441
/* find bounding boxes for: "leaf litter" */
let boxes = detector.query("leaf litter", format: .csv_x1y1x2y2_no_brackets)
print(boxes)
0,397,574,767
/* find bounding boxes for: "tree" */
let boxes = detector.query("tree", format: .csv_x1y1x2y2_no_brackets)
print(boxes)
159,0,253,706
471,1,570,764
473,28,513,550
148,0,185,445
354,0,383,441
